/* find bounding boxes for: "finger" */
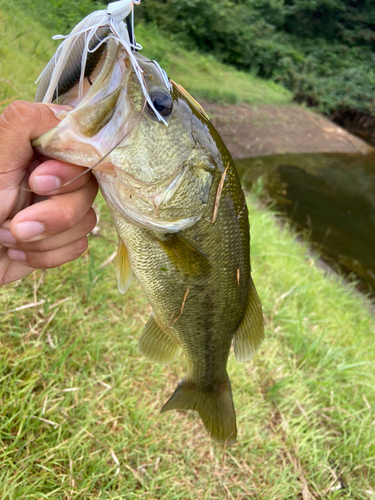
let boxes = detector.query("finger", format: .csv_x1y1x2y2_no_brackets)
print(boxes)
0,209,96,252
0,247,35,286
29,159,95,195
0,101,72,222
0,101,72,171
9,175,98,242
7,237,88,269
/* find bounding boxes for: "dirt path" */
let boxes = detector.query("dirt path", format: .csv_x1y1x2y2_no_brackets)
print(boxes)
202,102,373,159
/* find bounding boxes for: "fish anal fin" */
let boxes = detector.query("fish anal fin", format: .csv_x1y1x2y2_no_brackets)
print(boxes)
139,314,179,364
233,277,264,362
158,233,211,277
161,375,237,445
116,239,132,294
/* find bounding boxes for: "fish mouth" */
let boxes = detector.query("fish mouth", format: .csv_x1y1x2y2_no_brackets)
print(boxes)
33,40,138,168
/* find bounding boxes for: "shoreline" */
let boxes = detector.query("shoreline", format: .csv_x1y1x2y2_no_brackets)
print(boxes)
202,101,373,160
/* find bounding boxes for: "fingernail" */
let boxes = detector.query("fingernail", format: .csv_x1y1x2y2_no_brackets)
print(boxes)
16,221,45,241
0,228,17,245
34,175,61,193
46,104,73,120
8,249,26,261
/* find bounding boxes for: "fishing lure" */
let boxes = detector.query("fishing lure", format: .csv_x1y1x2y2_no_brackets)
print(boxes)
35,0,170,124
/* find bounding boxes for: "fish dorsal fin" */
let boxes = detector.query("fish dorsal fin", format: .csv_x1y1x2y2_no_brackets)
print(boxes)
116,239,132,294
139,314,180,364
157,233,211,277
233,277,264,362
170,80,210,121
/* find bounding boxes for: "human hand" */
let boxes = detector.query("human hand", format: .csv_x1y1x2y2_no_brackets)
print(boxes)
0,100,98,285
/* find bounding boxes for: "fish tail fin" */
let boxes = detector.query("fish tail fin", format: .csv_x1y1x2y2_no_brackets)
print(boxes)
161,375,237,444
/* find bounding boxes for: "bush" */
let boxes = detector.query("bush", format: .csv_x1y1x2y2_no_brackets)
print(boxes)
137,0,375,116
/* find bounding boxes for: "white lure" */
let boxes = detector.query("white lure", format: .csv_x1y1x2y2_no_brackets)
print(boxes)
35,0,171,124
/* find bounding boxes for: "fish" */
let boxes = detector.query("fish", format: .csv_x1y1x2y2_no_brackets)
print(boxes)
33,37,264,444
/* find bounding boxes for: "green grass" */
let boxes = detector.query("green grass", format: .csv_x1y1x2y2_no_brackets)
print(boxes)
1,192,374,499
0,2,291,112
0,4,57,110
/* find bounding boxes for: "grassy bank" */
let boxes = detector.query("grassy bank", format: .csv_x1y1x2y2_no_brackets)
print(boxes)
1,192,374,498
0,5,57,110
0,2,291,112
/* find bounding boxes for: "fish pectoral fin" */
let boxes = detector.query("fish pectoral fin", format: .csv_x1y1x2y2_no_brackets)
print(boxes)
161,375,237,445
139,314,179,364
233,276,264,362
158,233,211,277
116,239,133,294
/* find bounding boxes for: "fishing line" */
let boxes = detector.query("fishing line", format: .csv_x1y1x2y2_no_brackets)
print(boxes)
0,153,45,176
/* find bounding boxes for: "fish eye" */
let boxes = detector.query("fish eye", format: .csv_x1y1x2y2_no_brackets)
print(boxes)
146,89,173,118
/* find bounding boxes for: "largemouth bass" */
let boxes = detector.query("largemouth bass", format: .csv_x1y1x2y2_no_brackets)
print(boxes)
33,38,264,444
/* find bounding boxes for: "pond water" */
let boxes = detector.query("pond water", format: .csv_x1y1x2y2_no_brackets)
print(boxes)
236,152,375,296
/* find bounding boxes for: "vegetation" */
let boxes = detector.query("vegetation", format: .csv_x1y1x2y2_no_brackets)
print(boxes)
5,0,375,116
0,0,290,111
137,0,375,116
0,3,57,110
135,24,291,106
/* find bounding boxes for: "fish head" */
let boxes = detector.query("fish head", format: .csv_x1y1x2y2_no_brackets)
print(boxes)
34,40,216,232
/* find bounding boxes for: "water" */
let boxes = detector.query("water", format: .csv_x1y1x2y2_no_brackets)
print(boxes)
236,152,375,295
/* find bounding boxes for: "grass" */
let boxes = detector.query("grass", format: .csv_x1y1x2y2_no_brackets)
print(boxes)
1,192,375,499
0,2,291,113
0,3,57,111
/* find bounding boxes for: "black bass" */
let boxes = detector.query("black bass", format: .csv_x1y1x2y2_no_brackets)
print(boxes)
33,38,264,444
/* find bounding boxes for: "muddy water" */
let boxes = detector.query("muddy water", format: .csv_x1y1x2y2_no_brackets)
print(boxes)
236,152,375,295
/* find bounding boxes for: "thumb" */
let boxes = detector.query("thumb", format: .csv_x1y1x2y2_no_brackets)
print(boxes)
0,101,72,177
0,101,72,223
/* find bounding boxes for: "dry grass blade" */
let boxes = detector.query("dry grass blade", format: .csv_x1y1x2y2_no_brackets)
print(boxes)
46,332,56,350
296,400,311,422
49,297,71,310
98,250,117,269
110,449,120,477
212,164,229,224
0,95,19,106
170,288,190,326
69,458,75,490
31,416,59,428
2,299,45,314
362,394,371,410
